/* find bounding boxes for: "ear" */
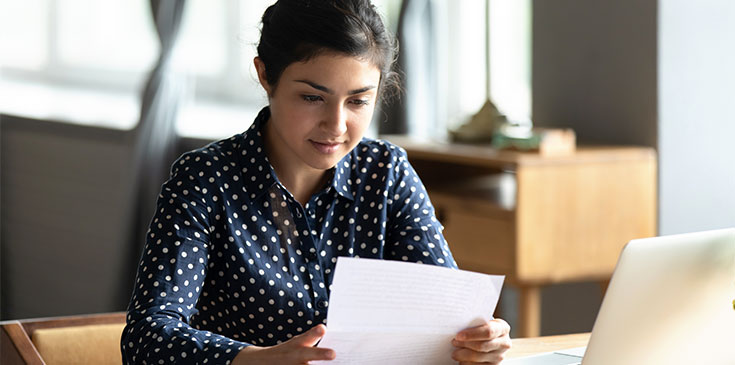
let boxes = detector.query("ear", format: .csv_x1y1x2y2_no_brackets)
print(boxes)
254,57,273,97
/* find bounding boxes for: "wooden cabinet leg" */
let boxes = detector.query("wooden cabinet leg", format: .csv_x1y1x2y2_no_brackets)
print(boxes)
518,285,541,338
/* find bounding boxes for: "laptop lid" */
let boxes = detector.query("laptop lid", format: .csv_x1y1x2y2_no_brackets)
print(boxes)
583,228,735,364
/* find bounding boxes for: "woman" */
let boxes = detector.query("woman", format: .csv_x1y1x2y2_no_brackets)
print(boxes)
121,0,511,363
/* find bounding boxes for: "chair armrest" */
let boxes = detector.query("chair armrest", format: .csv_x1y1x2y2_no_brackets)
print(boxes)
1,321,44,365
1,312,126,365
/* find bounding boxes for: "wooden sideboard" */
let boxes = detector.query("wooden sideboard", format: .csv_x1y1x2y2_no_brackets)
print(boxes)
385,136,657,337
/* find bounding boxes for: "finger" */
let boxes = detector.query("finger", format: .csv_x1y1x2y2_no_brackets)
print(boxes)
452,336,512,353
289,324,327,347
452,347,506,364
456,319,510,341
293,346,336,362
459,361,504,365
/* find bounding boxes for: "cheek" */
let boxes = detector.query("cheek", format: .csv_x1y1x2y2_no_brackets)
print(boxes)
276,106,314,136
353,107,375,131
347,114,372,141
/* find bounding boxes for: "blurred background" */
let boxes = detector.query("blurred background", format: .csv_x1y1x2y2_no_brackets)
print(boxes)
1,0,733,337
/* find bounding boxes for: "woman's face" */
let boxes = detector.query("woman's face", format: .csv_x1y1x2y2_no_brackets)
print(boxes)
256,53,381,176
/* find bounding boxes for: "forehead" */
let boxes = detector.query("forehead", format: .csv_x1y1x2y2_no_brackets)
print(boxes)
280,53,382,90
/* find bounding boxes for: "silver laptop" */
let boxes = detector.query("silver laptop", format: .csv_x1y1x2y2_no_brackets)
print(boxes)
505,228,735,365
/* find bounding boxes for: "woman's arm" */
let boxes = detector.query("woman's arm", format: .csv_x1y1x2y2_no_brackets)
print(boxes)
121,154,248,364
231,325,335,364
383,147,457,268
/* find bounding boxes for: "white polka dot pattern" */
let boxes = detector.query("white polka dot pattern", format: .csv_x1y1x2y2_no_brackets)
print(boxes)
121,107,457,363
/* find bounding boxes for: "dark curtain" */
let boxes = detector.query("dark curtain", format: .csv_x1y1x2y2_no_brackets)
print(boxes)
379,0,438,136
120,0,188,304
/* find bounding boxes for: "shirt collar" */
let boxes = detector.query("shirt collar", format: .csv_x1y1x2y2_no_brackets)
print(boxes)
331,149,356,201
239,106,356,202
238,107,279,202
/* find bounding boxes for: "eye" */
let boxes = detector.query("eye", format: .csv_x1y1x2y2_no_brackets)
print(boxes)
349,99,370,107
302,95,323,104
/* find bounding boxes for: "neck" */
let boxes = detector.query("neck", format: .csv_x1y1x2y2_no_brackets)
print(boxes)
276,165,329,206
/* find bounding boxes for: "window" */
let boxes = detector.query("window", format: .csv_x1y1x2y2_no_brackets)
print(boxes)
0,1,49,71
489,0,532,125
1,0,157,89
0,0,529,139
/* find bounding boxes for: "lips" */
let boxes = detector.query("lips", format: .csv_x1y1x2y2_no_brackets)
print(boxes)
310,140,342,154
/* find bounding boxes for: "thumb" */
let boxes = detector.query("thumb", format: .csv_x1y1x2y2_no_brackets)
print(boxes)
290,324,327,347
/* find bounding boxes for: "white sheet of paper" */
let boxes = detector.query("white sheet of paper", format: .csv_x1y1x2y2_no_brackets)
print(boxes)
316,257,504,364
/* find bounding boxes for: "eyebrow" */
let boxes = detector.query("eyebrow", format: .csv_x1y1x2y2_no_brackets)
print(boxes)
294,80,376,95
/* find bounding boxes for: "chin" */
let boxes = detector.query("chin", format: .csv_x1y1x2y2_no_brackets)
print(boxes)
309,159,341,171
306,148,350,170
306,152,345,171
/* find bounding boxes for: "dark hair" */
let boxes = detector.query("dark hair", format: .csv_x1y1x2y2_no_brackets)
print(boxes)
257,0,400,101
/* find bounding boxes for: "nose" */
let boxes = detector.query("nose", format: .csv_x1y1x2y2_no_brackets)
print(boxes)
321,104,348,137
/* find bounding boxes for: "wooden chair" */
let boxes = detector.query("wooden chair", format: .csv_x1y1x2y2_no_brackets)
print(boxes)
1,312,126,365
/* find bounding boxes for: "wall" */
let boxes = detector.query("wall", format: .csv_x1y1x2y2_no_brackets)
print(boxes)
1,116,135,319
658,0,735,235
532,0,658,147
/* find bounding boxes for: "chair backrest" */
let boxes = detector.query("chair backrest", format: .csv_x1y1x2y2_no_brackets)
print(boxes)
1,312,126,365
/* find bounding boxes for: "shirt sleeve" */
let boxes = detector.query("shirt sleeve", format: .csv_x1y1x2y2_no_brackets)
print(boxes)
121,153,247,364
384,147,458,269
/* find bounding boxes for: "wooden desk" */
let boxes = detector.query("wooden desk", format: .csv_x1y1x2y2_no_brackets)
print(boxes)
507,333,590,359
385,137,657,337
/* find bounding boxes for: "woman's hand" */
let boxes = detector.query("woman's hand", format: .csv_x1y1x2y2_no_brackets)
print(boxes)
232,324,335,364
451,318,512,364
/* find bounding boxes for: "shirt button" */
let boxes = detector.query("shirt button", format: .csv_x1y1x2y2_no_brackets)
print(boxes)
309,252,318,260
318,300,329,309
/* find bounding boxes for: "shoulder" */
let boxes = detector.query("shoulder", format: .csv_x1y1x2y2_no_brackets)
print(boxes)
346,138,416,181
171,133,248,178
343,138,418,195
351,137,409,168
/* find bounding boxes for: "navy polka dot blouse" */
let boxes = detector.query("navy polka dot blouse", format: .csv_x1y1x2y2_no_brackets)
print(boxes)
121,107,458,364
